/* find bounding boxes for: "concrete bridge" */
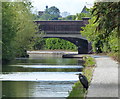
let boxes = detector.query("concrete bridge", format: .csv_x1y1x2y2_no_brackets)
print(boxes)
35,18,91,54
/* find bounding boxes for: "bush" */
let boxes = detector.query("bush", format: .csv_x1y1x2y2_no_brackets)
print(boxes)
34,38,77,51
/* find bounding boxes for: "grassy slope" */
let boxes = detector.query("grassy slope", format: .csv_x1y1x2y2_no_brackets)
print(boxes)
67,56,96,99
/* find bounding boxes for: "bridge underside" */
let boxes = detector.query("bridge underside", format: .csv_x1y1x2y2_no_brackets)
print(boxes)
43,36,89,54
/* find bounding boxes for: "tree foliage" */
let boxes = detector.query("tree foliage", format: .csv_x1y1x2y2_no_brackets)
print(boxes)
34,38,77,51
75,8,91,20
81,2,119,53
39,6,61,20
2,1,38,60
59,15,76,20
92,2,120,37
60,11,91,21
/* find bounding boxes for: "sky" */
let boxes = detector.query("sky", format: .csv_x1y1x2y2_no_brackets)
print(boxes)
31,0,95,15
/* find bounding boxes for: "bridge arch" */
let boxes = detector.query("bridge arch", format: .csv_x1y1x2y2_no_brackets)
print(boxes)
43,37,88,54
35,18,91,54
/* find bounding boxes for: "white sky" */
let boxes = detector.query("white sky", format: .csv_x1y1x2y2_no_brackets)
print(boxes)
31,0,95,15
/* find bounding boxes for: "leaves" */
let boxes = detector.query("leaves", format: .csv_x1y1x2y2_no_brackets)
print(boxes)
39,6,60,20
92,2,120,34
2,1,38,60
81,2,119,53
34,38,77,51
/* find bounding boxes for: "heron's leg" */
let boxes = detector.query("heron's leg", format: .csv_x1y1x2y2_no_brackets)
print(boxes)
83,88,87,98
83,88,85,93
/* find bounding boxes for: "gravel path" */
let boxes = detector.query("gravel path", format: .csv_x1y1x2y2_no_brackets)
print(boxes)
86,57,119,98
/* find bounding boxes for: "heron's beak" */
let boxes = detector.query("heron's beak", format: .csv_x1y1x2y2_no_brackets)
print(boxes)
75,73,82,75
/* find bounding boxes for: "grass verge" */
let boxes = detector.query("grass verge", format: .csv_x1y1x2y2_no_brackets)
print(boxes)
67,55,96,99
107,52,119,63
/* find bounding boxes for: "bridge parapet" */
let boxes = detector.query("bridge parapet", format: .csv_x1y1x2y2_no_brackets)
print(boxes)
35,18,90,34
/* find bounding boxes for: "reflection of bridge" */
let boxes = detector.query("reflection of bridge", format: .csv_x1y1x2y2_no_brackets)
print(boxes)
35,18,91,54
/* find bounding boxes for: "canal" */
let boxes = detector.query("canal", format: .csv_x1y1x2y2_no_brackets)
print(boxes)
1,55,84,98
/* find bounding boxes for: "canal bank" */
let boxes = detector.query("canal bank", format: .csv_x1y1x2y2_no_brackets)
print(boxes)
67,55,95,98
63,54,119,98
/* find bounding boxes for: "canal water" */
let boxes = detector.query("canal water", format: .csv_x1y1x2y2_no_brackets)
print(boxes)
1,55,84,98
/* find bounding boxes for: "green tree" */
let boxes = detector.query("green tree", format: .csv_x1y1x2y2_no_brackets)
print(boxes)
2,2,17,60
92,2,119,38
34,38,77,51
75,12,91,20
81,16,103,53
75,7,91,20
12,2,39,57
81,2,119,53
44,38,77,50
91,2,119,53
59,15,76,20
39,6,61,20
2,1,39,60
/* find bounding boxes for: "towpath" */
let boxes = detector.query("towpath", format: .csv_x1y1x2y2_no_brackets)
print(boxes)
86,57,119,98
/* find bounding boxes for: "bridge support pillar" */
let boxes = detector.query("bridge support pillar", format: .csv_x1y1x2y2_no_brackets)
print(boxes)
76,39,89,54
78,45,88,54
60,37,89,54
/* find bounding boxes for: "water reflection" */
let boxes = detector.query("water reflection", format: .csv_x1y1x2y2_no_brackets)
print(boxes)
2,57,83,72
2,81,29,97
1,72,80,81
2,81,75,97
2,56,84,97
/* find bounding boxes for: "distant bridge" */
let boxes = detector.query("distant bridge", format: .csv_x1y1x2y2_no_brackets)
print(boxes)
35,18,91,54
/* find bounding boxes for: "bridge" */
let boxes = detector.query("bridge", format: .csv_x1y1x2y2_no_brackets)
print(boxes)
35,18,91,54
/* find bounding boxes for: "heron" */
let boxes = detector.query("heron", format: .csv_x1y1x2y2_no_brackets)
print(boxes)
76,73,88,90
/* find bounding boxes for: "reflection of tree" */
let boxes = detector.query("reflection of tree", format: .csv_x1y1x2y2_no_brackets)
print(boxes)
2,81,29,97
77,59,84,66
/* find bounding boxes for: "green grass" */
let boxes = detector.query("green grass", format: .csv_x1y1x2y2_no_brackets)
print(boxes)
83,56,96,67
67,81,85,99
107,52,119,63
67,56,95,99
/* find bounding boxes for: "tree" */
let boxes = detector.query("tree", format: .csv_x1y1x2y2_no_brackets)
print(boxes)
59,15,76,20
75,7,91,20
75,12,91,20
2,2,17,60
81,2,119,53
2,1,39,60
92,2,120,38
81,16,102,53
39,6,61,20
44,38,77,50
91,2,119,52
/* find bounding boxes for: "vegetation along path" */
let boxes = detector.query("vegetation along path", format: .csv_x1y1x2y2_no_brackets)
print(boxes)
86,56,119,98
